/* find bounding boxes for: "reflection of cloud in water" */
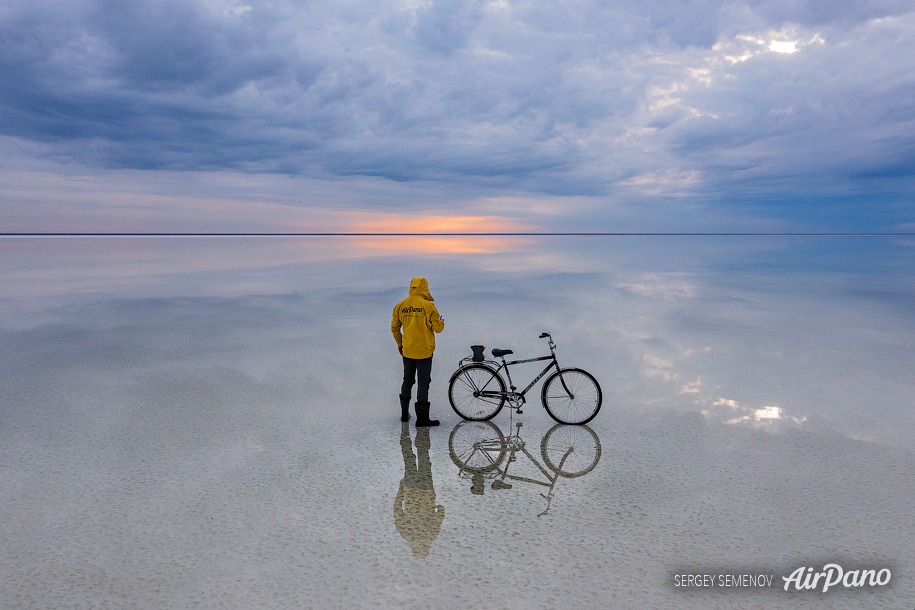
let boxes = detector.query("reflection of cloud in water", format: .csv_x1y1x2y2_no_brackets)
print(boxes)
1,236,914,607
679,376,702,394
700,398,807,430
641,354,676,382
1,235,913,450
679,377,808,431
617,272,699,301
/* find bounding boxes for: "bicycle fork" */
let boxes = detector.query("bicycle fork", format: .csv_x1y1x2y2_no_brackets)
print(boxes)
555,370,575,400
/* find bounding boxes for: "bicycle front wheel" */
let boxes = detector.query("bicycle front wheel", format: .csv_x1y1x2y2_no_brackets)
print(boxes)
541,367,602,424
541,424,602,477
448,364,506,421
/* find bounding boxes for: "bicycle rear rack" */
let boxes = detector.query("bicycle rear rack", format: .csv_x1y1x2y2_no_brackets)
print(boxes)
461,344,500,368
458,355,499,367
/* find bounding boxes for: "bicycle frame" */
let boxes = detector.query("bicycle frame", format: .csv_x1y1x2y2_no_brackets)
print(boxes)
473,336,574,407
497,424,575,517
450,332,602,425
454,420,575,517
498,354,557,402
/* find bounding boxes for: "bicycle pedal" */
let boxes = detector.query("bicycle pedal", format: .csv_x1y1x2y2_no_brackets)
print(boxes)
517,409,523,414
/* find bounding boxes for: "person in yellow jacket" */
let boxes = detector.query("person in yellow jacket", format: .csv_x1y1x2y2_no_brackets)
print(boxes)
391,277,445,426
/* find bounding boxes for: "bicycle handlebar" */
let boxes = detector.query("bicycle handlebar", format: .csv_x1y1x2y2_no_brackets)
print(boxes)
539,332,550,338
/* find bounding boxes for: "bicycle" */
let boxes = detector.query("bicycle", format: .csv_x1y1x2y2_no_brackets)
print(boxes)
447,332,602,425
448,419,602,516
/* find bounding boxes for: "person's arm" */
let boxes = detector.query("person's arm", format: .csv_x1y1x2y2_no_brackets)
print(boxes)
391,306,404,353
430,306,444,333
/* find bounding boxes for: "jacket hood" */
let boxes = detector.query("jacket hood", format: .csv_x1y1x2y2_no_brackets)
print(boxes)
409,277,433,301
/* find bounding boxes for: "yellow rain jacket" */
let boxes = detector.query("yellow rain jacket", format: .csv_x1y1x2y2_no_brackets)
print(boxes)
391,277,444,359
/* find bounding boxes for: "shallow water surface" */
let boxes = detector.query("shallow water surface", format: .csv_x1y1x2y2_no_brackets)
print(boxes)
1,235,913,608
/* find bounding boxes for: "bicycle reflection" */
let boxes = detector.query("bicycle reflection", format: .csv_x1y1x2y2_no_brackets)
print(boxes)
394,423,445,558
449,419,602,517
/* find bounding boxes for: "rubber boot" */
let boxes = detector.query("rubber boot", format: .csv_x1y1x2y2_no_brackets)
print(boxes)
399,394,411,422
414,401,439,427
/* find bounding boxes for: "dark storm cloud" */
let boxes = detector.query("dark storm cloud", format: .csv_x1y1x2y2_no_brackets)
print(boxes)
1,0,913,206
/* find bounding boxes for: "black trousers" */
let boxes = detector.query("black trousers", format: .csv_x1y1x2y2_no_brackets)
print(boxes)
401,356,433,403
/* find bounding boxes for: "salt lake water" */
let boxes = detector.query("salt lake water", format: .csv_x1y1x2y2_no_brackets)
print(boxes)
1,235,913,608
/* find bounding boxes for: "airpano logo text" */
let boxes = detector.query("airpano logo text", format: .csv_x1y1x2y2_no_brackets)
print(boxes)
401,306,424,314
673,563,893,594
782,564,891,592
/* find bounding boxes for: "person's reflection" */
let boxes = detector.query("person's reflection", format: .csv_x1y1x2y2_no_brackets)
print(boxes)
394,423,445,558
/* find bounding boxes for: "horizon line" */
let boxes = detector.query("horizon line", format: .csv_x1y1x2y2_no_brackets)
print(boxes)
1,232,914,237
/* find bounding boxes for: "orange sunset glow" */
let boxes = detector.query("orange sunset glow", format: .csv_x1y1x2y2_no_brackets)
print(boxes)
347,212,534,234
341,212,538,253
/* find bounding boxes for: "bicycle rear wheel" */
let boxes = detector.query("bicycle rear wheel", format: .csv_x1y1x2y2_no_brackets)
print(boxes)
448,364,506,421
541,367,602,424
448,420,506,472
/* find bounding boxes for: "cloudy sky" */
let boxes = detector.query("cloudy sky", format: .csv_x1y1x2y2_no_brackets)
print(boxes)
1,0,913,233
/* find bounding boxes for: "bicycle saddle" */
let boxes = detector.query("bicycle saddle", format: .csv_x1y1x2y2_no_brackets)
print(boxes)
491,348,513,357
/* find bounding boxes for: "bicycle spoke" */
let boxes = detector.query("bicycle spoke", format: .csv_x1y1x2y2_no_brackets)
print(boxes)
542,368,602,425
448,364,506,421
448,420,506,472
452,338,601,425
541,423,602,477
